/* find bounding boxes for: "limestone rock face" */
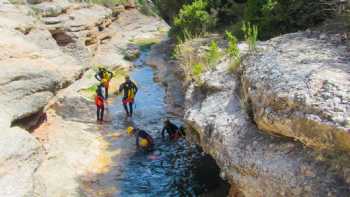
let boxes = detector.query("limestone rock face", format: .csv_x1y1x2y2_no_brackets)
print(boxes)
184,58,350,196
0,1,82,123
242,32,350,151
147,34,350,197
0,126,44,197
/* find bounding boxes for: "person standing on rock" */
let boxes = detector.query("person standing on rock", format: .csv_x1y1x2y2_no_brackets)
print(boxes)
95,84,106,123
95,66,114,99
118,76,138,117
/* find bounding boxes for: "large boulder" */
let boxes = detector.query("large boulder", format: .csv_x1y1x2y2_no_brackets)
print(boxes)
0,28,81,123
242,32,350,151
184,58,350,196
0,126,44,197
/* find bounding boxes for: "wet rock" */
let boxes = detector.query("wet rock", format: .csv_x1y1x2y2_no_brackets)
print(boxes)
124,43,140,61
242,32,350,151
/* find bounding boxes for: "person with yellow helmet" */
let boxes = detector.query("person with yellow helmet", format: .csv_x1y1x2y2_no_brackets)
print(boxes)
95,66,114,99
127,127,154,151
119,76,138,117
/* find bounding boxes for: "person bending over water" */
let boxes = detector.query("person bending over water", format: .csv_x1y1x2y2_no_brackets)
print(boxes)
127,127,154,151
162,119,185,141
119,76,138,117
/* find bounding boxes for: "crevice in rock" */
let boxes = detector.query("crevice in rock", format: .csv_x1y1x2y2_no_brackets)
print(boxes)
50,31,75,47
11,110,47,133
15,26,33,35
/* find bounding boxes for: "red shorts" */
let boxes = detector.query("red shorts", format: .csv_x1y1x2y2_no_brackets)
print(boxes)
122,98,134,104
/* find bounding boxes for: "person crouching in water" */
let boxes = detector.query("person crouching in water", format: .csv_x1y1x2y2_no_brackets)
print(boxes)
119,76,138,117
127,127,154,151
95,84,106,123
162,119,186,141
95,66,113,99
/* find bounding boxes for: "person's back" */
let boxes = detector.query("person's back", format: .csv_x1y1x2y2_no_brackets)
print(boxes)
136,129,154,150
120,80,137,99
162,120,179,140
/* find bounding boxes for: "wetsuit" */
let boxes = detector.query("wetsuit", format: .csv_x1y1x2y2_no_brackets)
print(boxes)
119,80,138,117
162,121,186,140
136,129,154,150
95,85,105,122
95,69,113,99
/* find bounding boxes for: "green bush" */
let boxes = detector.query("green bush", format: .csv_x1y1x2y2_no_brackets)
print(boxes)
170,0,215,41
192,63,204,80
137,0,157,16
153,0,193,24
242,21,258,52
225,31,240,73
206,40,221,68
244,0,336,39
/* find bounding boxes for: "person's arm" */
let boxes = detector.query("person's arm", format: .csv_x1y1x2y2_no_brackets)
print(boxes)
108,70,114,79
161,127,166,139
95,73,101,81
133,82,138,93
118,83,124,94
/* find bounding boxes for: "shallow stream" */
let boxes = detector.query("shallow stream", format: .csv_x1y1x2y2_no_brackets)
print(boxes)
84,49,228,196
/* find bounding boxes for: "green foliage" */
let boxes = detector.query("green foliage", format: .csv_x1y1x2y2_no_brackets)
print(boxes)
137,0,157,16
244,0,336,39
192,63,204,80
87,0,128,7
170,0,215,41
206,40,221,68
152,0,193,24
242,21,258,52
159,0,337,41
225,31,240,73
225,31,239,58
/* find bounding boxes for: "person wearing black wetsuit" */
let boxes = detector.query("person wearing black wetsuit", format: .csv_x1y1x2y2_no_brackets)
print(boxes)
119,76,138,117
162,119,185,140
130,128,154,151
95,67,113,99
95,84,105,123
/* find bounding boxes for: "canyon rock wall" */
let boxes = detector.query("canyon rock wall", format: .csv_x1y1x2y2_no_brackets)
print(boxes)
149,33,350,196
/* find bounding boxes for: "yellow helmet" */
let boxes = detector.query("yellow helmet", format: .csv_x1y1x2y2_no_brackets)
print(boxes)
127,127,134,135
139,138,149,147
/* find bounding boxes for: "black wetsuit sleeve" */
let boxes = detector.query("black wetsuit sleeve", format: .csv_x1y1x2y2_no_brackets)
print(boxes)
136,132,140,148
133,82,138,93
161,127,167,138
170,123,179,131
95,72,102,81
108,70,114,79
119,83,124,94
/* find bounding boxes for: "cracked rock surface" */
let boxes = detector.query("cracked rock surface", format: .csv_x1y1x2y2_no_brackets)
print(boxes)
242,32,350,151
